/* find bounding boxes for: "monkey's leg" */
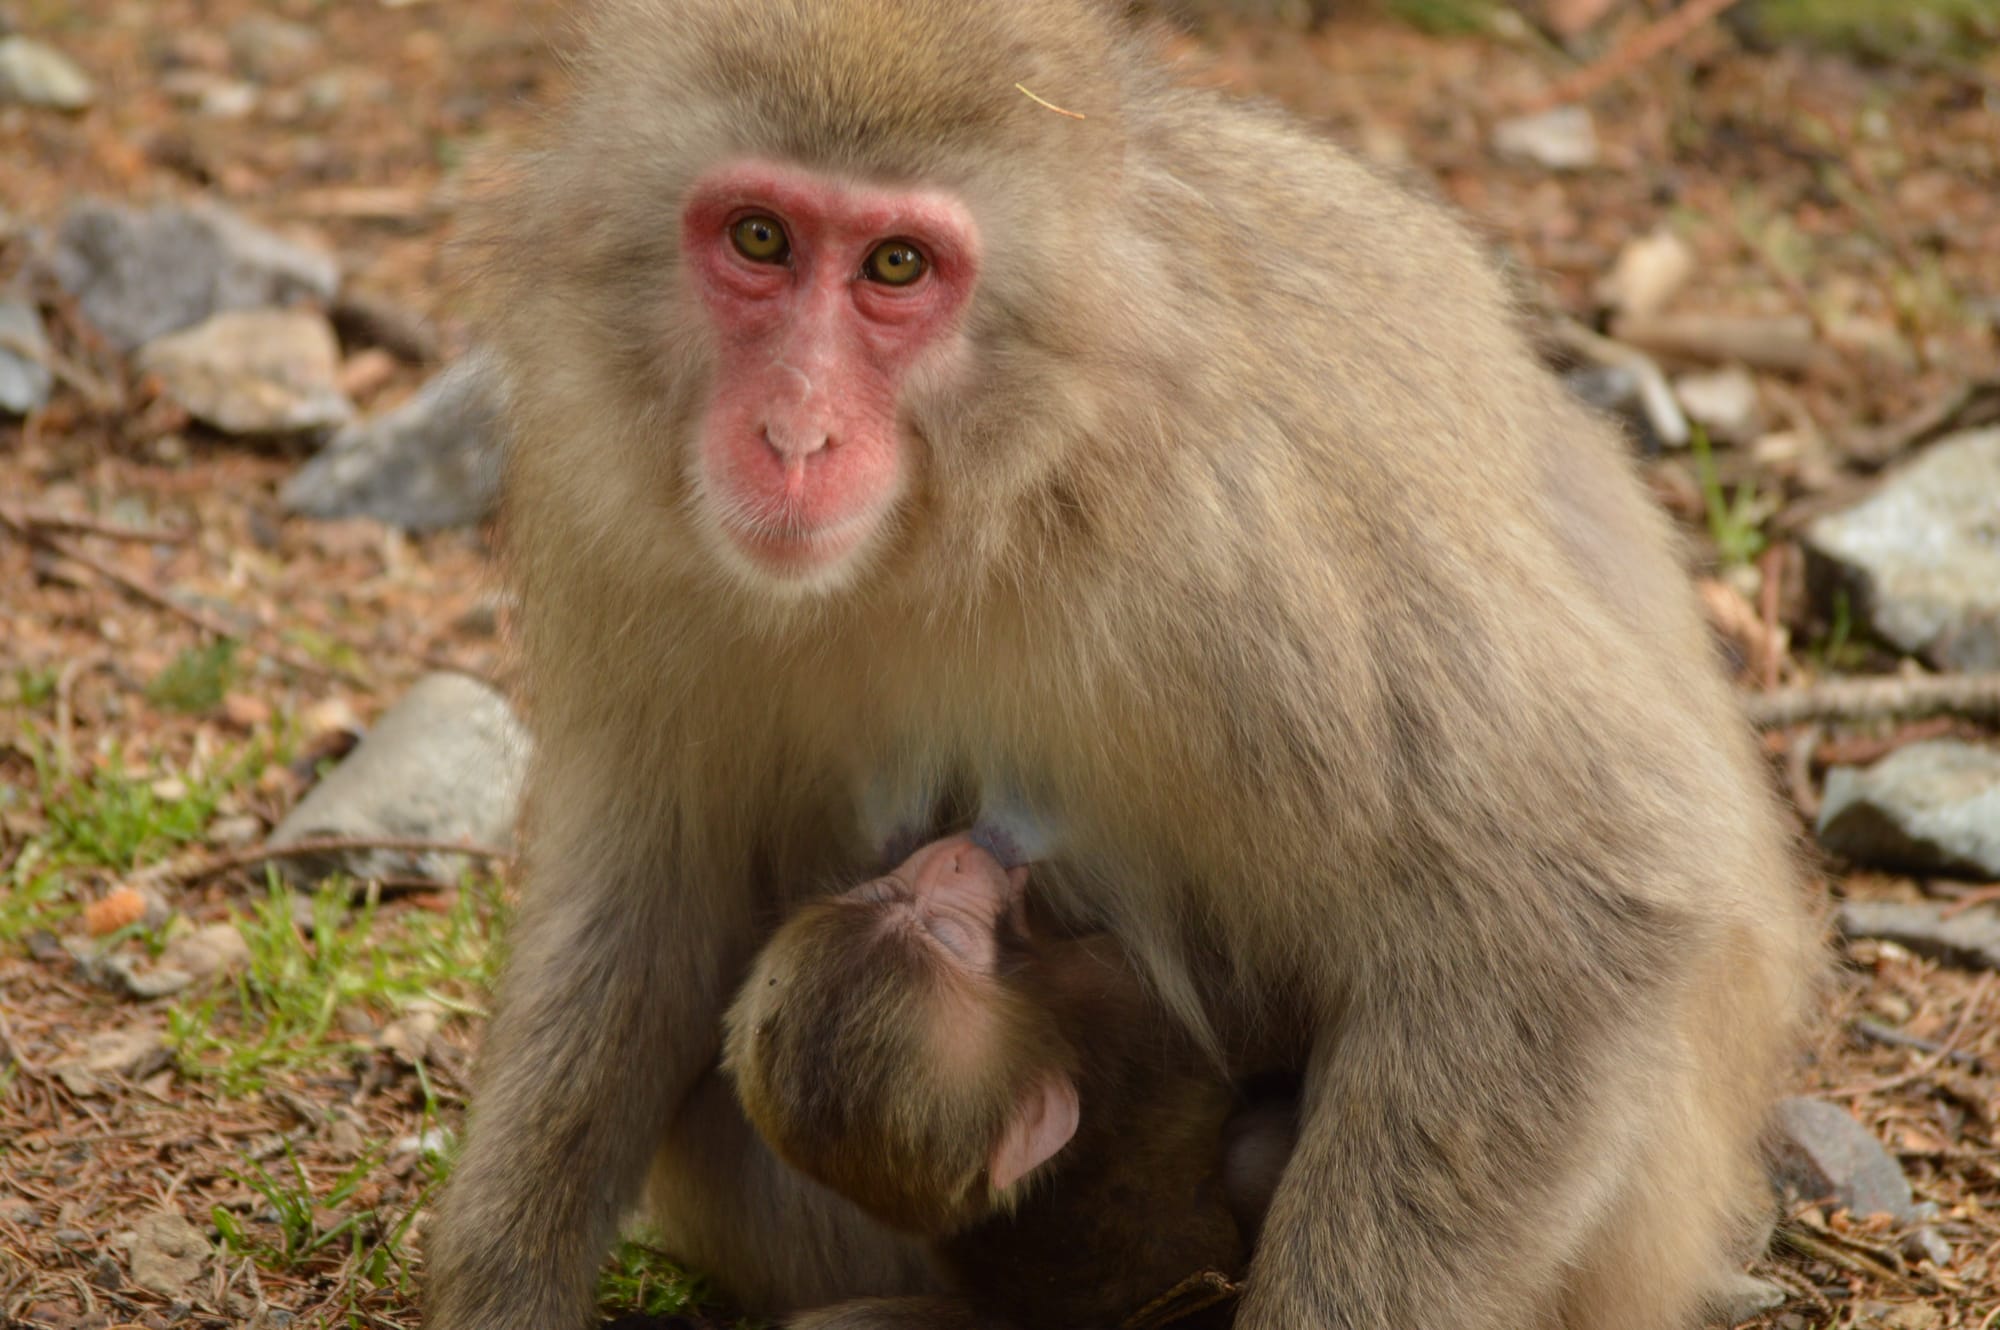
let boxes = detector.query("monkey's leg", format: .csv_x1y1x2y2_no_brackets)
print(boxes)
1234,894,1718,1330
647,1070,940,1314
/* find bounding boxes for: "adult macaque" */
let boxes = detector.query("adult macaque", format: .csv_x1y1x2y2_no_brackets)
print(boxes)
427,1,1817,1327
724,833,1275,1330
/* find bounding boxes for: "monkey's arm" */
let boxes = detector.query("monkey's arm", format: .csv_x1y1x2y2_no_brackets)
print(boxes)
425,751,742,1329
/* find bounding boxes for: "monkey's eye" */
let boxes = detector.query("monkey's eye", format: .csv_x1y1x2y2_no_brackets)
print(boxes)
864,240,926,286
730,215,790,264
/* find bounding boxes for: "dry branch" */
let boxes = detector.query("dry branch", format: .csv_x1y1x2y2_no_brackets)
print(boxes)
152,834,513,887
1745,673,2000,729
1523,0,1745,112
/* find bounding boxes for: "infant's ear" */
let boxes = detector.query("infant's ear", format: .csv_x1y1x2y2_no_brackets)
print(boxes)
989,1075,1080,1192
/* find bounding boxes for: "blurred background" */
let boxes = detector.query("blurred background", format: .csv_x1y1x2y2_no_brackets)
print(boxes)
1,3,1997,1328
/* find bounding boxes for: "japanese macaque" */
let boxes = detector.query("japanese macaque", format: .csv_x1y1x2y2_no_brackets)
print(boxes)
425,1,1819,1328
724,834,1284,1330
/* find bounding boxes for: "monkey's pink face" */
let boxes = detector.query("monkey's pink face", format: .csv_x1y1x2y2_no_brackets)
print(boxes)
681,164,980,586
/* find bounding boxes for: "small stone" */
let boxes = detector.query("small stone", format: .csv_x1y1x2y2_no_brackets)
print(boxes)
324,1119,366,1161
392,1126,451,1158
0,295,53,415
1818,741,2000,879
159,922,252,983
87,1253,122,1289
1838,900,2000,971
336,1005,377,1036
267,672,528,885
1769,1096,1924,1223
120,962,197,1000
283,351,507,530
1492,106,1598,171
227,14,321,82
53,1025,171,1094
137,308,352,436
1804,428,2000,672
1672,366,1760,444
377,1002,443,1066
197,80,258,119
51,199,339,352
0,36,94,110
120,1211,210,1298
1595,229,1694,322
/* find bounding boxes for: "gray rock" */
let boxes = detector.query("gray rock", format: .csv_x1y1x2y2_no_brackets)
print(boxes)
0,295,53,415
1492,106,1598,171
1838,900,2000,970
282,351,505,530
50,199,339,352
118,1212,209,1299
1769,1096,1924,1222
1818,740,2000,878
136,308,352,435
1804,428,2000,671
0,36,94,110
267,671,527,885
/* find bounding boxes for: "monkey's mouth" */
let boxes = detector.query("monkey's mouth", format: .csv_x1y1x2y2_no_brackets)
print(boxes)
721,508,876,576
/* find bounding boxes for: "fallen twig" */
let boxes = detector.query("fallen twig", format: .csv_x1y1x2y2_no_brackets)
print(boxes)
150,834,513,887
0,329,122,412
1745,673,2000,728
1830,972,1993,1098
10,506,189,545
1522,0,1744,113
0,507,366,688
1851,1018,1988,1072
1847,375,2000,469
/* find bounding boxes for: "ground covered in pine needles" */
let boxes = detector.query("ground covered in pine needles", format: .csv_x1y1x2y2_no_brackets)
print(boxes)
2,2,1997,1327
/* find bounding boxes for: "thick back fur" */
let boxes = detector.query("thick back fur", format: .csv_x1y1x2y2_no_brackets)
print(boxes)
435,2,1821,1327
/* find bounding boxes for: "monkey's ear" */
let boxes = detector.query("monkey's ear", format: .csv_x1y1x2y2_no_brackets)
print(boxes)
989,1075,1080,1192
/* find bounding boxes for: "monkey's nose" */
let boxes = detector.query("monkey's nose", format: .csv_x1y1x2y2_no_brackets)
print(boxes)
760,422,831,464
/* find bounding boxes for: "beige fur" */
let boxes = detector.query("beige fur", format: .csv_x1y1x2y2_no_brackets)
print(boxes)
426,3,1820,1327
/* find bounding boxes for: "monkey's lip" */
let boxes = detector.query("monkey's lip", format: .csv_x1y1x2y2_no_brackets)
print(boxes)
723,510,874,574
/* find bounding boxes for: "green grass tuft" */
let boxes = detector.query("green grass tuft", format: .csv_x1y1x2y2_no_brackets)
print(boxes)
1688,427,1771,570
168,875,505,1094
145,640,239,714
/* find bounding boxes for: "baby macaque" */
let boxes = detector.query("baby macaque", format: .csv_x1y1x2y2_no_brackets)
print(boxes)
723,835,1288,1330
